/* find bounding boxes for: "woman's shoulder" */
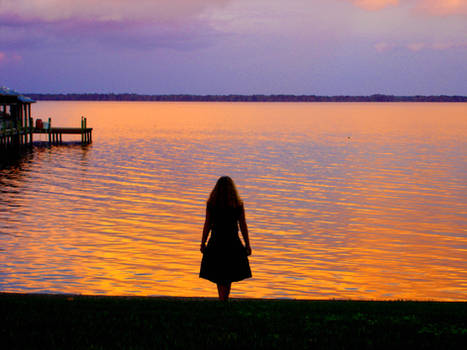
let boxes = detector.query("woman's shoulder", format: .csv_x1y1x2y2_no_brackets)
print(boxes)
207,203,243,215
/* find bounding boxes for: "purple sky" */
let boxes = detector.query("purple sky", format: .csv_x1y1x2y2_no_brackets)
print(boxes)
1,0,466,95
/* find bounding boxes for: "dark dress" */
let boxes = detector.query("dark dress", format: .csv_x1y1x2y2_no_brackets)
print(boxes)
199,204,252,284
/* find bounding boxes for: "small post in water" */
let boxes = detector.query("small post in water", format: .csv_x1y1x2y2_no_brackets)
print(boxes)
48,117,52,144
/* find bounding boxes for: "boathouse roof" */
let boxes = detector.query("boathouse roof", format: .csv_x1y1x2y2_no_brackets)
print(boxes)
0,87,35,104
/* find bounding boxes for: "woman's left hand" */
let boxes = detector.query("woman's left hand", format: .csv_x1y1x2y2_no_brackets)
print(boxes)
245,245,252,256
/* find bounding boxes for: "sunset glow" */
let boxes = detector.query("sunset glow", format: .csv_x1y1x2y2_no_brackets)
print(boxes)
1,102,465,300
1,0,466,303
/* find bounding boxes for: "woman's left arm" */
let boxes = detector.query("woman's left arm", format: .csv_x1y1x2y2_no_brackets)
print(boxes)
239,205,252,256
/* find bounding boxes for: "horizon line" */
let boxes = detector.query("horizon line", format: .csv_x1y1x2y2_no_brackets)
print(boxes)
24,93,467,103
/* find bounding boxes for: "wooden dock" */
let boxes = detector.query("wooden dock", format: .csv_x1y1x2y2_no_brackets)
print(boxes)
1,117,92,147
33,127,93,145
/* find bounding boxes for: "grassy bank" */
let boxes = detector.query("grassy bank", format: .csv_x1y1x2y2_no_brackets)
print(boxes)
1,293,465,349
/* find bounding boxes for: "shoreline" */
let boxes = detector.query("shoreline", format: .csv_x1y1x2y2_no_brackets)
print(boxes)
1,291,464,302
26,93,467,103
2,292,465,349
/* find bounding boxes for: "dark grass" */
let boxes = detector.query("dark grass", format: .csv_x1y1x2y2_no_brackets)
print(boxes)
1,293,466,349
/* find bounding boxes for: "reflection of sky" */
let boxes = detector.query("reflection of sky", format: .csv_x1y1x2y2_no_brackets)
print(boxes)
0,1,466,94
0,101,466,300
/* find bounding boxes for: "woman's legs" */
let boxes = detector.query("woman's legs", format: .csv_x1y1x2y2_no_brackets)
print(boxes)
217,283,232,301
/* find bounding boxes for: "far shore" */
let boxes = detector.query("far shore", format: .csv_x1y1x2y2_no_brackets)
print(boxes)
26,93,467,103
1,292,465,349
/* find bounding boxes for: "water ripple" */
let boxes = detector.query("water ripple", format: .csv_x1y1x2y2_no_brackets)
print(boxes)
0,102,466,300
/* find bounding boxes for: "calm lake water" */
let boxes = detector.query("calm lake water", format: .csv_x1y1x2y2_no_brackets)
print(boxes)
0,102,466,300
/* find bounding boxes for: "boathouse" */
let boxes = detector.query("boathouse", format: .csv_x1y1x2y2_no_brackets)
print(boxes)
0,87,35,146
0,87,35,125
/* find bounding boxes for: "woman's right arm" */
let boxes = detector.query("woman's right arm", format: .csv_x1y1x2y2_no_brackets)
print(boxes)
200,207,211,253
239,205,252,256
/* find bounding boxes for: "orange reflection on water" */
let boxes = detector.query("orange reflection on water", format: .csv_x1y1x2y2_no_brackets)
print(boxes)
0,102,466,300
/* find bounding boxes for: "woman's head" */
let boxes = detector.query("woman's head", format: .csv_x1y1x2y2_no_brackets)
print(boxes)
207,176,243,208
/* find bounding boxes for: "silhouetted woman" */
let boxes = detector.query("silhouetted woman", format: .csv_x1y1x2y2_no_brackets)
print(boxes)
199,176,252,301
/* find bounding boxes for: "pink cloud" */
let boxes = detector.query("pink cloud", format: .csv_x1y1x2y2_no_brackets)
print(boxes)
415,0,467,16
373,41,395,52
344,0,399,11
344,0,467,15
0,51,22,65
406,42,425,51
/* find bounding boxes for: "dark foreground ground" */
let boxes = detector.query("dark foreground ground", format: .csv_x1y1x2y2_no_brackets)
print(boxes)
1,293,465,349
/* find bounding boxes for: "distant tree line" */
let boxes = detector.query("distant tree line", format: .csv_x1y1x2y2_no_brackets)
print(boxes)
26,93,467,102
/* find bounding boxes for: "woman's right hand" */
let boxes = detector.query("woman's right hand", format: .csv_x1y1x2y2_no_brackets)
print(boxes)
200,242,206,254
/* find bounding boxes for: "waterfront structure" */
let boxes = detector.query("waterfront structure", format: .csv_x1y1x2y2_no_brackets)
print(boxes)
0,87,92,147
0,87,34,147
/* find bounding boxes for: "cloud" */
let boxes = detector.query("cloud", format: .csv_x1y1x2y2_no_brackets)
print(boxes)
431,42,467,50
0,0,229,22
373,41,395,52
415,41,467,50
344,0,399,11
415,0,467,16
406,42,425,51
0,0,230,50
0,51,22,65
373,40,467,52
345,0,467,15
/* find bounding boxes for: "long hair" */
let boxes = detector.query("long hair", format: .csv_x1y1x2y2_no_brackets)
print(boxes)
207,176,243,209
